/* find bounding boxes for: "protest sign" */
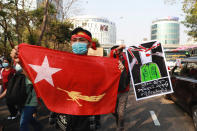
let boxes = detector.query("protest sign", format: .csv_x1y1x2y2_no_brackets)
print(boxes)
126,41,173,100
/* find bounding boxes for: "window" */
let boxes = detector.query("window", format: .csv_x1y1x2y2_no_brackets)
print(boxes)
152,24,157,29
187,62,197,79
179,63,190,77
173,63,186,76
151,30,157,34
151,35,157,40
174,62,197,79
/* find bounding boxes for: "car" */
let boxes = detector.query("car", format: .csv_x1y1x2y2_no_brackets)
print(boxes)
168,56,197,130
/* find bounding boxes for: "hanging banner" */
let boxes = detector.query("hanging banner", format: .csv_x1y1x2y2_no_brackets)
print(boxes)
126,41,173,100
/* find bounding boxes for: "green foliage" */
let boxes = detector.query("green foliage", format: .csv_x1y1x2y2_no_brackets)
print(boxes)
182,0,197,40
30,3,56,27
47,20,73,44
26,32,39,45
0,0,75,56
92,38,101,47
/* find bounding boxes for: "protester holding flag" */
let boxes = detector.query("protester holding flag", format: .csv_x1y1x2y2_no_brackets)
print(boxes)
10,27,123,131
15,64,42,131
53,27,102,131
21,70,42,131
110,45,130,131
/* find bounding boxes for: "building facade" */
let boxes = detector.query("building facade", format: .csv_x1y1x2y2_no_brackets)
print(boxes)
18,0,63,20
70,15,116,46
49,0,63,20
151,16,180,45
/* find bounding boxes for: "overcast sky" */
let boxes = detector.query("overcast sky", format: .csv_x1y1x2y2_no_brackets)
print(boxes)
77,0,188,46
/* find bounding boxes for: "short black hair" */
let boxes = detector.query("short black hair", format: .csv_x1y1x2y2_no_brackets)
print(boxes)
71,27,92,38
3,57,11,63
111,45,119,50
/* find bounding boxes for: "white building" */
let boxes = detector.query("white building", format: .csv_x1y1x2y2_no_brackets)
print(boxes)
151,16,180,45
116,40,125,45
70,15,116,46
17,0,37,10
18,0,63,20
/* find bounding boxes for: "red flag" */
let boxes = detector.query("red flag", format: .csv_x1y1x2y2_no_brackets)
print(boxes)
18,44,121,115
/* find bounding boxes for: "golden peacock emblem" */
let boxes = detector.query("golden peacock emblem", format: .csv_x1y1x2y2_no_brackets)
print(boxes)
57,87,105,106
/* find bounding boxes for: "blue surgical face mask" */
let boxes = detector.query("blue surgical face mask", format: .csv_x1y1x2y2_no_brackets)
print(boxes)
72,42,88,55
15,64,22,72
2,63,9,68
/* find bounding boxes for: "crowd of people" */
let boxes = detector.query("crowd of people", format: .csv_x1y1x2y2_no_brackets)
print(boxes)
0,27,131,131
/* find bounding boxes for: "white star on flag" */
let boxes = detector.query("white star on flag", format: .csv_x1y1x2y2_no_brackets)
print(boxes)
29,56,61,87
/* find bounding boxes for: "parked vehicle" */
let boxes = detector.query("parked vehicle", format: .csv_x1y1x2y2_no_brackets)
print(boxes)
164,46,197,70
165,50,190,70
168,56,197,130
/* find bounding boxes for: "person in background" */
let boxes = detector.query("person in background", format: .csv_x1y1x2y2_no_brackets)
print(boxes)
54,27,101,131
1,58,15,91
11,27,101,131
0,55,4,62
0,58,16,120
15,63,42,131
10,27,124,131
0,60,3,94
110,45,130,131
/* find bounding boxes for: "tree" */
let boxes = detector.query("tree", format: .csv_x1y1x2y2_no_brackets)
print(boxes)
0,0,15,56
182,0,197,40
0,0,79,57
60,0,81,21
37,0,49,46
164,0,197,40
46,20,73,49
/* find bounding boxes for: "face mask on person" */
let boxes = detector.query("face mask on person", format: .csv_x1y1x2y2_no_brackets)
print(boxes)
72,42,88,55
2,63,9,68
14,64,22,72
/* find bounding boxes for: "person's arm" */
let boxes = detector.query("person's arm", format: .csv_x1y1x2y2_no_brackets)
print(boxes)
116,44,126,51
0,89,7,99
10,46,20,63
170,62,178,75
10,46,30,79
109,44,126,58
129,57,137,71
118,60,124,72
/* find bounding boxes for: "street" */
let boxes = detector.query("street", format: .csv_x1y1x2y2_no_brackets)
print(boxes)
0,89,195,131
101,89,195,131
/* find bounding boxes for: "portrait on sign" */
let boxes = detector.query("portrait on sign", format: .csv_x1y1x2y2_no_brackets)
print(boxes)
126,41,173,100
